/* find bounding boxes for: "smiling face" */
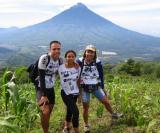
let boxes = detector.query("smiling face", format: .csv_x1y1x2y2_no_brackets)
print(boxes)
49,43,61,60
85,50,95,62
65,51,76,65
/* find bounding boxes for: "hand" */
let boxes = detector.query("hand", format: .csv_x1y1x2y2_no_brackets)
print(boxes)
74,63,79,69
38,96,50,114
38,96,49,106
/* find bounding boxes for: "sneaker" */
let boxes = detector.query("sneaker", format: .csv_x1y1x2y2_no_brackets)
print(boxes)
62,127,71,133
111,113,123,119
84,125,90,133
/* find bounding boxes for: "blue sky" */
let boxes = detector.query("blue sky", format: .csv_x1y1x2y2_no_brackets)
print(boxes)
0,0,160,37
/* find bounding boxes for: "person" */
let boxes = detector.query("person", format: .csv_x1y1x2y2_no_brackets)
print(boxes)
77,44,123,133
36,40,62,133
59,50,80,133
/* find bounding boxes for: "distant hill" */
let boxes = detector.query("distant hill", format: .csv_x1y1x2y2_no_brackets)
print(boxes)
0,27,18,34
0,3,160,66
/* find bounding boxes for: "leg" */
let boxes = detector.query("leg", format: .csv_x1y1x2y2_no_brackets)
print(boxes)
61,90,73,132
83,102,89,126
82,90,90,126
93,88,123,119
100,97,113,114
36,88,55,133
64,107,72,129
93,88,113,114
72,96,79,133
40,104,53,133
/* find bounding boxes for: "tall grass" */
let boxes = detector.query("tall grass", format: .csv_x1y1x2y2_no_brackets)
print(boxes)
107,75,160,130
0,68,160,132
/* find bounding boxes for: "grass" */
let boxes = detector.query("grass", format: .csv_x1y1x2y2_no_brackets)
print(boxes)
0,72,160,133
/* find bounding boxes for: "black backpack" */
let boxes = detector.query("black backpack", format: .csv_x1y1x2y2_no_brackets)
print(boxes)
27,54,50,84
27,54,63,84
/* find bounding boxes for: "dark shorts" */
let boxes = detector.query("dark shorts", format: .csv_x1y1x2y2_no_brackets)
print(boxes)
36,87,55,105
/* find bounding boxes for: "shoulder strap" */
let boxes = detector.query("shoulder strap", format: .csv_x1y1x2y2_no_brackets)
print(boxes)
79,58,85,78
94,60,101,77
46,53,50,67
58,57,63,65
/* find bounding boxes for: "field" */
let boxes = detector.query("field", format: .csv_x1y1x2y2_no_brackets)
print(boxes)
0,68,160,133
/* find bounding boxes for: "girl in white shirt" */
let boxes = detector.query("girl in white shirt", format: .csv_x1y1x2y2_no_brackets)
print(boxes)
59,50,80,133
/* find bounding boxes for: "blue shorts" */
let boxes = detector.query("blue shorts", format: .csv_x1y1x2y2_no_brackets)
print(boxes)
82,87,106,103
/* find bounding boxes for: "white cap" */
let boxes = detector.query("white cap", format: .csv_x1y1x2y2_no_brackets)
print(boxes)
85,44,96,52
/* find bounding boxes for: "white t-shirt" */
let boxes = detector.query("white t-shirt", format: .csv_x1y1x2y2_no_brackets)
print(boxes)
80,63,99,85
59,64,80,95
38,54,60,88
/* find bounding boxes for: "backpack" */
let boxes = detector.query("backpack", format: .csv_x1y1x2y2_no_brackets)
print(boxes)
27,54,50,84
27,54,63,84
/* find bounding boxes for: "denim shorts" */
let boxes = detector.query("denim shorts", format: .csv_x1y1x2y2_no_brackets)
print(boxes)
82,86,106,103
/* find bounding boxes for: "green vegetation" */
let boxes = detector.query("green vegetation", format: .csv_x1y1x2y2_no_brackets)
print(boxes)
0,60,160,133
112,59,160,79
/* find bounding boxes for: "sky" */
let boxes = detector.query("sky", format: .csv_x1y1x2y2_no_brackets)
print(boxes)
0,0,160,37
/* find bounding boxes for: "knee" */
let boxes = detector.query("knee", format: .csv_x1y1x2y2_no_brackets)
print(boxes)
40,105,50,115
101,98,110,105
71,106,79,116
75,108,79,117
83,107,89,114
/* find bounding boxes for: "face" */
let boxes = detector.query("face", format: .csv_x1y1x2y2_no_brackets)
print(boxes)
66,52,76,64
50,43,61,60
85,50,95,61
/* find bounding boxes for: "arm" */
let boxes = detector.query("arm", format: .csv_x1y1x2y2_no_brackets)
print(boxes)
38,69,46,96
97,61,104,89
77,66,82,104
38,54,49,96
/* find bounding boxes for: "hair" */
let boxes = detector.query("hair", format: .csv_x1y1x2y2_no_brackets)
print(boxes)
50,40,61,48
83,50,97,61
65,50,77,58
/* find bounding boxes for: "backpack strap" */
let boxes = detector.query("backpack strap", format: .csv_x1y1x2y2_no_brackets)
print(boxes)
58,57,63,65
96,60,104,89
46,53,50,68
79,58,85,79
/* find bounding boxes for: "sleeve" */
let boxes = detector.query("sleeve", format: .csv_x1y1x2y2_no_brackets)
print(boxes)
38,54,49,70
76,58,82,67
78,66,81,78
38,54,49,96
97,61,104,89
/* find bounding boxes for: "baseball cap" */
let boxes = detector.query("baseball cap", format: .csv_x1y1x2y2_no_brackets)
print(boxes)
85,45,96,52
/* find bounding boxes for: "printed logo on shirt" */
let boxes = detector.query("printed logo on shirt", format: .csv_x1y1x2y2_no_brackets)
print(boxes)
59,65,80,95
82,66,99,79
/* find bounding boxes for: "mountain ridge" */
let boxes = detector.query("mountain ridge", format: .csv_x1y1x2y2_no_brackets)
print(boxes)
0,3,160,66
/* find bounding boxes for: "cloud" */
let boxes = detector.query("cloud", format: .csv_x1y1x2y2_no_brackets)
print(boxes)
92,1,160,14
0,0,159,37
0,0,160,14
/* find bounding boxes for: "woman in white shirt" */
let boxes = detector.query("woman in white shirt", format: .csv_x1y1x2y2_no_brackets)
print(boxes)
59,50,80,133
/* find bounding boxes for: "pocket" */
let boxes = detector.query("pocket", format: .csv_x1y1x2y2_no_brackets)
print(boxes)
83,84,98,93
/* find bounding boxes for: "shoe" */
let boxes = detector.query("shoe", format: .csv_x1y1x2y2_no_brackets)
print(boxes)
111,113,123,119
62,127,71,133
84,125,90,133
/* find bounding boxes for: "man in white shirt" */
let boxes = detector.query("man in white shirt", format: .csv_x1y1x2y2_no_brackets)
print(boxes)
36,40,62,133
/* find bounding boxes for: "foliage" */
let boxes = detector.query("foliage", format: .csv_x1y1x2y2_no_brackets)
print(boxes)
0,65,160,132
